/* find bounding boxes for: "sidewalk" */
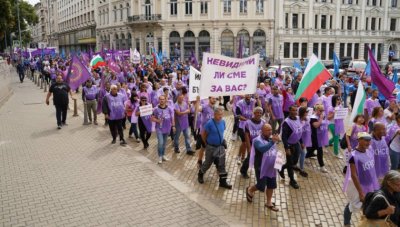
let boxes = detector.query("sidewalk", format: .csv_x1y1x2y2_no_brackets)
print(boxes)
0,72,232,226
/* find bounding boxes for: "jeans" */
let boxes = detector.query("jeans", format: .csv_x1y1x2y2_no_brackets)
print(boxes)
157,132,169,157
55,104,68,126
342,93,348,108
328,124,339,155
390,149,400,170
343,203,352,225
174,126,192,152
18,72,24,82
299,146,305,170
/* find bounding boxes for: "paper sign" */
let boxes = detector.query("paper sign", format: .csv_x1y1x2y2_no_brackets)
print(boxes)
334,108,349,119
274,150,286,171
199,53,259,96
130,48,141,64
139,104,153,117
189,66,207,101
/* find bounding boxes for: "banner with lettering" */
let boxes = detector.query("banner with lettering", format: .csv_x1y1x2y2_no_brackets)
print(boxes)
189,66,207,101
199,53,259,96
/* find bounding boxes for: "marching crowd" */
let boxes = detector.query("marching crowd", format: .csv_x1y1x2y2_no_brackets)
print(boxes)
12,54,400,226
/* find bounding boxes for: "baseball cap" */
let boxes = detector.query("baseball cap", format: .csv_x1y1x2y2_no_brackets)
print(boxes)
357,132,372,140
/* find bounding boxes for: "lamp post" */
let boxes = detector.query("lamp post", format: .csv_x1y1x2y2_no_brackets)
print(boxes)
16,0,22,49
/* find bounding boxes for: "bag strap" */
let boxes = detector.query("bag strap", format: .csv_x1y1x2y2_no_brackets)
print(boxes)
212,119,223,146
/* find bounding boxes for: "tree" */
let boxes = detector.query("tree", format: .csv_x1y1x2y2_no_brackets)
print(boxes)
0,0,38,51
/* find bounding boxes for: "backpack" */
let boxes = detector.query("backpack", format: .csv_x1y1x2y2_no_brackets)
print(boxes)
361,190,384,215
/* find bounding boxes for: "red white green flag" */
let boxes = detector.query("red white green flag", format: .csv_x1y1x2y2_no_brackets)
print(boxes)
295,54,331,101
90,55,106,69
350,81,366,122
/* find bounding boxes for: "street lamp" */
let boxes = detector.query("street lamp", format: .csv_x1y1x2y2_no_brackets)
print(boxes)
16,0,22,49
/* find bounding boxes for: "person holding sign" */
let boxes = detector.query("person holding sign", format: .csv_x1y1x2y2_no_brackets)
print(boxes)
152,95,175,164
174,93,194,155
135,96,153,149
246,123,280,211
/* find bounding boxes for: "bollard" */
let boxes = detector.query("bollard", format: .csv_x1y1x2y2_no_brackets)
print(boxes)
37,75,40,87
44,79,47,92
82,102,90,125
73,98,78,117
34,74,37,84
40,77,43,89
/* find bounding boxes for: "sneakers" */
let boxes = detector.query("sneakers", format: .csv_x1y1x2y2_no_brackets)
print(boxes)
57,125,62,129
299,170,308,178
120,140,127,145
186,150,195,155
174,148,180,153
136,138,140,143
236,156,242,165
335,154,343,159
158,157,162,164
290,181,300,189
231,132,237,141
111,139,116,144
319,167,328,173
198,171,204,184
162,156,169,161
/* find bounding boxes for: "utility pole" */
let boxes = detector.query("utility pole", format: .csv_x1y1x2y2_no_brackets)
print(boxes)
16,0,22,49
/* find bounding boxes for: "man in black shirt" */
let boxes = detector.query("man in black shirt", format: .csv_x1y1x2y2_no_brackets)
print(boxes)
46,75,72,129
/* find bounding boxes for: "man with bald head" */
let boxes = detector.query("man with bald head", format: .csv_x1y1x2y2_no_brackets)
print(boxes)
246,123,280,211
371,122,389,179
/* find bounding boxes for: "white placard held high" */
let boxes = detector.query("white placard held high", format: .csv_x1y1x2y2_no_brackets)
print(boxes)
334,108,349,120
189,66,207,101
139,104,153,117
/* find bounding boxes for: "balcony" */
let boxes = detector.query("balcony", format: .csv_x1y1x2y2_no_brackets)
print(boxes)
126,14,161,23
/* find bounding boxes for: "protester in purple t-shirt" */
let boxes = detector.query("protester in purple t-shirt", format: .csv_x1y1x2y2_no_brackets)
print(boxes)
173,93,194,155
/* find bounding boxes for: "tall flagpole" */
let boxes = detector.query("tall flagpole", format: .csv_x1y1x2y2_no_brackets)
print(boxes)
16,0,22,50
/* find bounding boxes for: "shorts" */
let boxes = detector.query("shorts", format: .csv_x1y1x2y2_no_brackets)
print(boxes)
255,170,277,191
238,128,246,142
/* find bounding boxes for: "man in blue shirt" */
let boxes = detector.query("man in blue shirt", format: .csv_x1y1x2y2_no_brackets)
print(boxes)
198,106,232,189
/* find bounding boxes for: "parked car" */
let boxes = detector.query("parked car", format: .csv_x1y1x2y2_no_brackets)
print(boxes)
348,60,367,73
340,56,353,69
266,65,299,75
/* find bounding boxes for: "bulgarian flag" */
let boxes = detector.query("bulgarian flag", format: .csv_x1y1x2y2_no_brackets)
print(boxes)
295,54,331,101
90,54,106,69
350,81,366,122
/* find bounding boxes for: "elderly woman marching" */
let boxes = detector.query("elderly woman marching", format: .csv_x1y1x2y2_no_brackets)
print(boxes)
246,123,281,211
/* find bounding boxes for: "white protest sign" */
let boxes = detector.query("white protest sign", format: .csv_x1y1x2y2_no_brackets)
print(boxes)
130,48,141,64
139,104,153,117
199,53,259,97
334,108,349,120
189,66,207,101
274,150,286,171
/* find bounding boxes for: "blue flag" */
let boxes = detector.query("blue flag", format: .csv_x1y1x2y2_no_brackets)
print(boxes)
365,60,371,76
333,51,340,78
293,60,301,71
393,69,398,84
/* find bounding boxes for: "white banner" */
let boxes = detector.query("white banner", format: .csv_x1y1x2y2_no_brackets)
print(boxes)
139,104,153,117
274,150,286,171
189,66,207,101
334,108,349,120
130,48,141,64
199,53,259,97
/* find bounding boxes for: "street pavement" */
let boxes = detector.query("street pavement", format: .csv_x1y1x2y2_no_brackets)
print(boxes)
0,68,360,226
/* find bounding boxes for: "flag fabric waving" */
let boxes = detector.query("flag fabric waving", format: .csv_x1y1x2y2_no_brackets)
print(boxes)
67,55,91,91
368,47,395,99
294,54,331,101
350,81,366,122
333,51,340,78
393,69,398,84
90,55,106,69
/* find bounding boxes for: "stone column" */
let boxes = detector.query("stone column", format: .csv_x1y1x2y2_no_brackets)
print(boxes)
233,36,237,57
249,36,253,56
180,37,184,60
195,37,199,61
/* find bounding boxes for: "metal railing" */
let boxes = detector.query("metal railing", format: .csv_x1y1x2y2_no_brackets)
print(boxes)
127,14,161,22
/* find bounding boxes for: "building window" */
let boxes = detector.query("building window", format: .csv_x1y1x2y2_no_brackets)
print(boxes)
341,16,344,30
329,43,334,60
293,43,299,58
378,18,381,30
366,18,369,30
321,43,327,60
198,30,211,60
355,17,358,30
237,30,250,57
392,0,398,7
285,13,289,28
284,42,290,58
377,43,383,61
253,29,266,58
347,43,352,57
127,4,130,17
330,15,333,29
371,17,376,30
256,0,263,13
390,19,396,31
240,0,247,13
200,1,207,14
364,43,369,60
292,14,298,29
185,0,192,15
354,43,359,59
223,0,231,13
313,43,319,56
114,6,117,22
169,31,180,60
321,15,326,29
170,0,177,15
136,38,140,53
347,16,352,30
221,29,234,57
301,43,307,58
340,43,345,57
120,5,123,20
315,15,318,29
302,14,305,28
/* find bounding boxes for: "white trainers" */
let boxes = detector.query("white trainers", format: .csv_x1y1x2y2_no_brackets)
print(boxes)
319,167,328,173
158,157,162,164
335,154,343,159
231,132,237,141
162,156,169,161
236,156,242,165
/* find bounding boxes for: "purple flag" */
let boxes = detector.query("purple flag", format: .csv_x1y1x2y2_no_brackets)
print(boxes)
368,47,395,99
190,50,198,69
66,55,91,91
108,59,121,73
237,36,244,58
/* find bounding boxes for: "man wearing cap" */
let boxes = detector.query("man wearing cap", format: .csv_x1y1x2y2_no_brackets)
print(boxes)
343,132,380,226
102,84,127,145
82,80,99,125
